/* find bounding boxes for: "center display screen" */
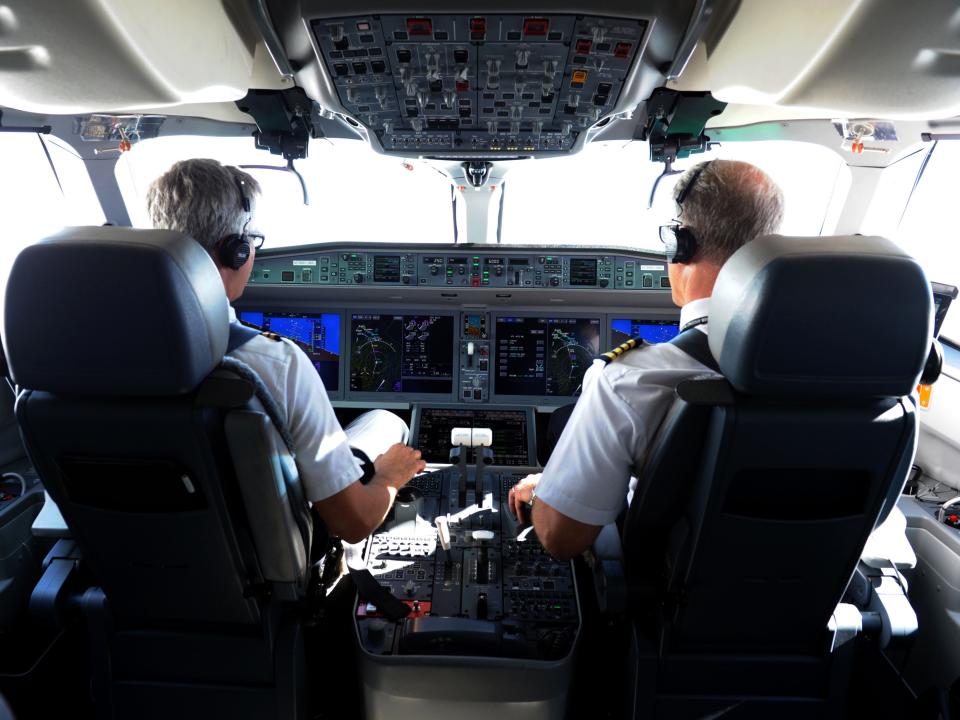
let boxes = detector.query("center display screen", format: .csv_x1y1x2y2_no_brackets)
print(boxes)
350,314,454,393
494,316,601,397
415,407,532,466
238,311,341,391
610,318,680,345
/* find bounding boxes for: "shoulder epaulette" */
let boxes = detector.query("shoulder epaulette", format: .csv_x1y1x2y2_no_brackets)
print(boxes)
600,336,645,364
260,331,283,342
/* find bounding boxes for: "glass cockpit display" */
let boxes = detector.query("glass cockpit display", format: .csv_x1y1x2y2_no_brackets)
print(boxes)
610,318,680,345
238,311,341,391
494,317,601,397
350,314,454,393
415,407,532,466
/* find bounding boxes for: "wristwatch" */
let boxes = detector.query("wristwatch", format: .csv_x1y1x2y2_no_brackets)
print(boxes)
524,488,538,510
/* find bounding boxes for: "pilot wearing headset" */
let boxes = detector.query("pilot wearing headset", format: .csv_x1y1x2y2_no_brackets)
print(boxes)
147,159,425,543
508,159,784,559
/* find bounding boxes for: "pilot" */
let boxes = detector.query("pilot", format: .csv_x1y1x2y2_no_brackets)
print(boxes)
147,159,424,543
508,159,784,559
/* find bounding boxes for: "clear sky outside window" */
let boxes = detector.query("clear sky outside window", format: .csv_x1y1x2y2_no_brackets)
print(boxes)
0,133,105,322
892,141,960,341
116,136,456,246
498,139,849,249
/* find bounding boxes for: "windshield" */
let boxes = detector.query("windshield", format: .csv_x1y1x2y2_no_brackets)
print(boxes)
499,140,849,249
118,135,848,252
117,136,456,246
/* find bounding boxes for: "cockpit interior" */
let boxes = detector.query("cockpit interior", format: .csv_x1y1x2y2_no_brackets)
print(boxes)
2,1,960,719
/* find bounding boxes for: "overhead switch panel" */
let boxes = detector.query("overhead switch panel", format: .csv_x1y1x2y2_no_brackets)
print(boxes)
310,14,647,156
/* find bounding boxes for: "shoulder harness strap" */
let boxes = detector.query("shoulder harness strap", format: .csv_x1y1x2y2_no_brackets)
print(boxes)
670,326,721,373
227,322,261,353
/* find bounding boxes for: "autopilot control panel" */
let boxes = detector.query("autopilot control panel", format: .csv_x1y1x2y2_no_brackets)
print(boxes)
250,248,668,290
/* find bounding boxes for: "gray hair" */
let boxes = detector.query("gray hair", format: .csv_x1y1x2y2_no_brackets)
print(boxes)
146,159,260,262
673,159,784,264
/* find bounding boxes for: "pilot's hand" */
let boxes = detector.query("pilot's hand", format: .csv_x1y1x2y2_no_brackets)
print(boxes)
508,473,542,522
372,444,425,489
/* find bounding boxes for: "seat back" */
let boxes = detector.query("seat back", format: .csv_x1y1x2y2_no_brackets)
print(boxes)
4,228,311,718
621,235,931,711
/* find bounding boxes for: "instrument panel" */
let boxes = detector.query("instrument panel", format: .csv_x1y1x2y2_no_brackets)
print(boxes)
238,307,679,404
240,245,680,405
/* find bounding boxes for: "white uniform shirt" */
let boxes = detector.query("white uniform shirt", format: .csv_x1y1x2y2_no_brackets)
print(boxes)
226,307,362,502
534,297,718,526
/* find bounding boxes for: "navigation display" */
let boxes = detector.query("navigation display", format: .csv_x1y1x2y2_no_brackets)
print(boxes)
350,314,454,393
610,318,680,345
415,407,532,466
238,311,341,391
494,316,601,397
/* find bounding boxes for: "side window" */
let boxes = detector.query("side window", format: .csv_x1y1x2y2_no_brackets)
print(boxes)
894,141,960,343
0,133,104,319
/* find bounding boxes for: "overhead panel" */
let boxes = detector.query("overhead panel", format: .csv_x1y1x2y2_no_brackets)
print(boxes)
309,14,646,156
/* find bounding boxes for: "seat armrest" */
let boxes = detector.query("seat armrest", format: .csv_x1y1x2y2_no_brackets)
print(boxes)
584,524,627,614
861,505,916,570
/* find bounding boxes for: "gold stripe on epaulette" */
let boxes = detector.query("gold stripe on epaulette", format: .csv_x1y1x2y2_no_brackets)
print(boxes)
600,337,642,364
261,331,283,342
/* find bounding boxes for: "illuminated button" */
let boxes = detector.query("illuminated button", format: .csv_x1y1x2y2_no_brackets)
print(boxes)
572,70,588,84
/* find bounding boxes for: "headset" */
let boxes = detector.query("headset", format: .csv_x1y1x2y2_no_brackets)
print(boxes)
217,174,255,270
660,161,711,264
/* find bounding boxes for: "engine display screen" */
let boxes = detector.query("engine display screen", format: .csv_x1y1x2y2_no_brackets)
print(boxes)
494,316,601,397
610,318,680,346
350,314,454,393
415,407,531,466
238,311,341,391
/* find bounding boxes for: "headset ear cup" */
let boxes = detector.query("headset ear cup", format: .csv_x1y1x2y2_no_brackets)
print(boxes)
217,235,251,270
673,227,697,264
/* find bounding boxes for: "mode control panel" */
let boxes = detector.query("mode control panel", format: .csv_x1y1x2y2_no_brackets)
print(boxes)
250,248,670,291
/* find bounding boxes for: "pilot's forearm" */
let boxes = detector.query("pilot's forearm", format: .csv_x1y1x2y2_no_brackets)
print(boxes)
532,499,602,560
314,481,397,543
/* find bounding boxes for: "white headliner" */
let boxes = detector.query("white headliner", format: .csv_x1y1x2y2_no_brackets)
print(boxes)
2,0,960,129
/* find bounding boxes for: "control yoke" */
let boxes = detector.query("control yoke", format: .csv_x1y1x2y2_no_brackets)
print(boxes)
449,427,494,507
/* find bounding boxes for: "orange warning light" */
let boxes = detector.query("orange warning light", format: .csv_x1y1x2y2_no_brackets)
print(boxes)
918,383,932,409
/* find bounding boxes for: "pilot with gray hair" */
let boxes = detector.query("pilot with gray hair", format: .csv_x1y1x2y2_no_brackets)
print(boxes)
147,158,424,543
508,159,785,559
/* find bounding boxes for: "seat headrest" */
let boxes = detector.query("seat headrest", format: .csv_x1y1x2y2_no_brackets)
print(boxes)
709,235,931,398
5,227,229,395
